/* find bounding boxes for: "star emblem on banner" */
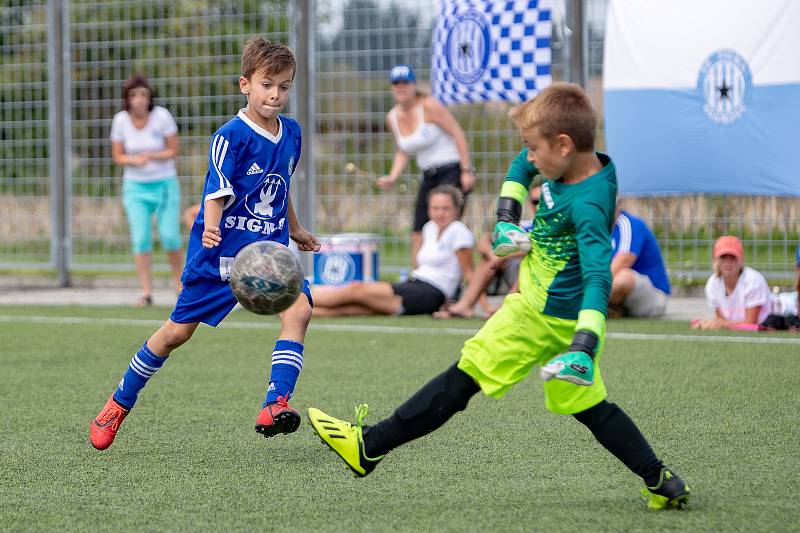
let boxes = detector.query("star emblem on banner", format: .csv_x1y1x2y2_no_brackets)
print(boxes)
717,80,731,100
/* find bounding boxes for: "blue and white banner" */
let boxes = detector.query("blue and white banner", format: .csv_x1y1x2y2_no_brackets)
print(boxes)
604,0,800,197
432,0,553,105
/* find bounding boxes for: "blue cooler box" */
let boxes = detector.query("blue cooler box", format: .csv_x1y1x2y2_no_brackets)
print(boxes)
313,233,380,286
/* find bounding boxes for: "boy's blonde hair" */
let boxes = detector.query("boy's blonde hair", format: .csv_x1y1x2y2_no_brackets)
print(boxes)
241,38,296,80
508,82,596,152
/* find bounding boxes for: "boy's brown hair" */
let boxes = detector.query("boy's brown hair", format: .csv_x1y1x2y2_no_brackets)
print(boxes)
241,38,296,80
508,82,596,152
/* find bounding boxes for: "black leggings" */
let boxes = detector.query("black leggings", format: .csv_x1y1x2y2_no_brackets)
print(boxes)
413,163,465,231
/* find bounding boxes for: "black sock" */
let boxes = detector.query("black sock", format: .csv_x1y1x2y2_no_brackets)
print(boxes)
363,363,480,458
573,401,664,486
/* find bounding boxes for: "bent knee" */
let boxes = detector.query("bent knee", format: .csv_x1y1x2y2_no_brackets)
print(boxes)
611,269,635,298
161,323,195,350
280,296,313,325
346,281,366,293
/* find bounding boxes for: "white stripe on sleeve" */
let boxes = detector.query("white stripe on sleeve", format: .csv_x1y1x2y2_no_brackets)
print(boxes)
617,214,632,253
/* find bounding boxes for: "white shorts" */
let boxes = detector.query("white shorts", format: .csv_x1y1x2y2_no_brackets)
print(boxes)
623,271,669,317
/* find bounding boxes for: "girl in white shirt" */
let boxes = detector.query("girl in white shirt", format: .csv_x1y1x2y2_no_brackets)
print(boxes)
375,64,476,266
312,186,474,316
110,74,182,306
693,235,772,330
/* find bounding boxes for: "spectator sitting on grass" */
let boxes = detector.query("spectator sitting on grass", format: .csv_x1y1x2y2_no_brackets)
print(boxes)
433,185,540,319
692,235,771,330
607,208,671,318
760,247,800,331
312,185,474,317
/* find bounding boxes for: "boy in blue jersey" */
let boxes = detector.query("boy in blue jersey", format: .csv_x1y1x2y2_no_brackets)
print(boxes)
90,38,321,450
609,209,671,317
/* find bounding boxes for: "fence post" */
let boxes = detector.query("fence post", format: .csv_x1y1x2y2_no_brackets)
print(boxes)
566,0,586,87
47,0,71,286
291,0,317,276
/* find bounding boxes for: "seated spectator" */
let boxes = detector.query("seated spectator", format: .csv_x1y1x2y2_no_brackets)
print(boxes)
312,185,474,316
608,208,671,318
433,185,540,319
760,247,800,330
793,246,800,328
795,247,800,329
692,235,771,330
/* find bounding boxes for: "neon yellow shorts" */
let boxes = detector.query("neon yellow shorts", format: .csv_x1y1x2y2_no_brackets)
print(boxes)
457,292,607,414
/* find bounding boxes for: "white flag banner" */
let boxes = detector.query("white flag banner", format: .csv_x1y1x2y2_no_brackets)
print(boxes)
604,0,800,196
432,0,553,106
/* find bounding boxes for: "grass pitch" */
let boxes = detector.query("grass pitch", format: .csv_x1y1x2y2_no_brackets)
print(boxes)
1,305,799,532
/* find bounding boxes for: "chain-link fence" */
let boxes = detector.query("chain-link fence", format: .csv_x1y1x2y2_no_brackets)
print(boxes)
1,0,51,267
313,0,572,268
1,0,798,286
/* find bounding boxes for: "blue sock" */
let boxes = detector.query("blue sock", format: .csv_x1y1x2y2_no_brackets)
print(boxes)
264,340,304,406
112,342,167,410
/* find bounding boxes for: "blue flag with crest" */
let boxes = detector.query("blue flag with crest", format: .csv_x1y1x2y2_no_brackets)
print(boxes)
432,0,553,106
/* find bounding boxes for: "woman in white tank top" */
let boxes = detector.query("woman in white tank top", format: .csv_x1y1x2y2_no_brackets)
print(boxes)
376,64,476,265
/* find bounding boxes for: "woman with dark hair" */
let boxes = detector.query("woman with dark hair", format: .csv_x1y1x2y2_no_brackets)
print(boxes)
312,185,475,317
376,64,476,265
110,74,183,306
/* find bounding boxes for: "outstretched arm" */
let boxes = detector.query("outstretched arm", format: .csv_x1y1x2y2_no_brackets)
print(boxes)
286,196,320,252
376,113,411,192
202,197,224,248
455,247,475,292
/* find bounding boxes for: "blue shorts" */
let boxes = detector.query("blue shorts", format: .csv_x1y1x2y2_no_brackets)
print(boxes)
171,277,313,327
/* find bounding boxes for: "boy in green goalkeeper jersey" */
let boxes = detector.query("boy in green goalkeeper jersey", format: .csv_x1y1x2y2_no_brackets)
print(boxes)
308,83,690,510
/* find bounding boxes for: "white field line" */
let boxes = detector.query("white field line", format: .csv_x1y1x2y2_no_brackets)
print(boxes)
1,314,800,345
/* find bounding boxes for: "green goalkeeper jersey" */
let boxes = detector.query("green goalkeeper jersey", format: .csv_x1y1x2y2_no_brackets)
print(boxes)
503,149,617,321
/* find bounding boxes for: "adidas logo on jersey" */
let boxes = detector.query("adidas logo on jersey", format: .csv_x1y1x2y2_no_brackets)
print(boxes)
247,162,263,175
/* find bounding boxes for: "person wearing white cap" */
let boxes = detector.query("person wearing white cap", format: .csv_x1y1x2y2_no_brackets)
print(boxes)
377,64,476,264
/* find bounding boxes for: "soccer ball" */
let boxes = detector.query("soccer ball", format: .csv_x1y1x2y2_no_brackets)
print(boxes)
230,241,303,315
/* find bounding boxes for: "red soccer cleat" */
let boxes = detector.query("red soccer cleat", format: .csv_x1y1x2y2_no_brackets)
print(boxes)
255,395,301,438
90,395,129,450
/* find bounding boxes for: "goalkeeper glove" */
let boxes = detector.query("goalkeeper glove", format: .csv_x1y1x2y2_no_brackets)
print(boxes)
492,196,530,257
540,330,599,386
492,222,531,257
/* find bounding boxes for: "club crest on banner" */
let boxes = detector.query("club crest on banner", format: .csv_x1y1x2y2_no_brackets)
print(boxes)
246,174,287,220
445,10,491,85
432,0,553,105
697,49,752,125
318,252,356,286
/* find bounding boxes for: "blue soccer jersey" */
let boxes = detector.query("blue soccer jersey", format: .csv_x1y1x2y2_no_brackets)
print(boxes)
184,110,301,284
171,110,309,327
611,209,671,295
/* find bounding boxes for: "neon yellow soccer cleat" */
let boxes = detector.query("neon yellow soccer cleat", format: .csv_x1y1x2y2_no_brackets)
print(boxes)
308,404,383,477
641,467,691,509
